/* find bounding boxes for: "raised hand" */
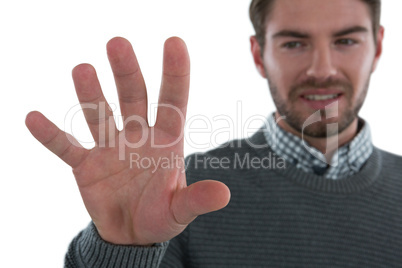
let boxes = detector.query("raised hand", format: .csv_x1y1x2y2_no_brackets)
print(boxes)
25,37,230,246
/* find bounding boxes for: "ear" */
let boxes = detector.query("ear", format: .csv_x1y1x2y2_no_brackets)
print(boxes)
371,25,385,73
250,36,267,78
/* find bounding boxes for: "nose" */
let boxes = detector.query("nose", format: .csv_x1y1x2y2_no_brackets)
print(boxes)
306,45,337,80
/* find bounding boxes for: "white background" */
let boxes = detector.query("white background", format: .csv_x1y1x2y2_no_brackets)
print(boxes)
1,0,401,267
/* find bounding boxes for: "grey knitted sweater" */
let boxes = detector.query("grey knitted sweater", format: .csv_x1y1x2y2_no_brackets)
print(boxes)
65,129,402,267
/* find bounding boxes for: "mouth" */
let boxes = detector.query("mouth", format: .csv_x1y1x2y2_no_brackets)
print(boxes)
300,90,344,110
302,94,341,101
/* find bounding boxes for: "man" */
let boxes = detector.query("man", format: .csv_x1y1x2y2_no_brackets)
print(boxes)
25,0,402,267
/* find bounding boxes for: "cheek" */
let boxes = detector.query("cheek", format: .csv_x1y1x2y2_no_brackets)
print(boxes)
341,52,374,96
264,52,302,98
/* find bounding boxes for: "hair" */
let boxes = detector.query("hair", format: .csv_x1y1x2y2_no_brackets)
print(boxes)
249,0,381,51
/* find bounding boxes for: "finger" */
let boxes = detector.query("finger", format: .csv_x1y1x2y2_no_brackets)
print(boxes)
72,64,118,146
171,180,231,225
155,37,190,137
107,37,148,130
25,111,88,168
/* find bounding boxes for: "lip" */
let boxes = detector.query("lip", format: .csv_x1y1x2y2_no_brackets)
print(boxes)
300,89,344,110
300,88,344,96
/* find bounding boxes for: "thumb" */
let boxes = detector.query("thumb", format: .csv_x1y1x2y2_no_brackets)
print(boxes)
171,180,231,225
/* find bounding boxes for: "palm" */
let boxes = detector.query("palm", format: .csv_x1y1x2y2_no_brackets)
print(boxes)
26,37,230,245
76,128,187,244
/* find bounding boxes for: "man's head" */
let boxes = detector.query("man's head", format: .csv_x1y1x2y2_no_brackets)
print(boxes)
250,0,382,55
249,0,384,138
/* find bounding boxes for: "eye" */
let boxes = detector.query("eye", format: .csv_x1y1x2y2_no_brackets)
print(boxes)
335,38,357,46
282,41,304,49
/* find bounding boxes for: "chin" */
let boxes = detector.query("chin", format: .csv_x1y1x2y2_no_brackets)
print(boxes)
301,123,336,138
301,115,356,138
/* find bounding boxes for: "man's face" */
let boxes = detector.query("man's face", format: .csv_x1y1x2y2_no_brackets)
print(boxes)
252,0,383,138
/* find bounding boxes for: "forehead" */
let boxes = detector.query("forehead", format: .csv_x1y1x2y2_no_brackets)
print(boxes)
266,0,372,36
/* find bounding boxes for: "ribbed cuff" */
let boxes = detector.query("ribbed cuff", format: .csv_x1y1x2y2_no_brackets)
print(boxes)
72,222,169,268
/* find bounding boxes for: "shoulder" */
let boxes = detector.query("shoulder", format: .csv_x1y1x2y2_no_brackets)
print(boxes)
183,130,285,185
184,138,257,177
186,137,257,162
375,147,402,169
185,128,268,161
375,146,402,163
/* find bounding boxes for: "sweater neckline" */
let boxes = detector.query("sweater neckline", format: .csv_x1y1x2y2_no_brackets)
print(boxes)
247,128,383,194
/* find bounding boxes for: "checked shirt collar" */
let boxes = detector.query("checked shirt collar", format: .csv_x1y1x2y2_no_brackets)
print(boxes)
263,113,373,180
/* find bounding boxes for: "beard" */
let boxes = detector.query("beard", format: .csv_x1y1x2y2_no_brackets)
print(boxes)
266,72,370,138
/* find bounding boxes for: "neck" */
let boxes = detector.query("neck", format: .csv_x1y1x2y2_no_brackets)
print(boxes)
275,111,359,163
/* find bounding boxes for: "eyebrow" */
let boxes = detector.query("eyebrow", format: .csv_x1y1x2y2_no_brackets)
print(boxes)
272,30,310,39
333,26,368,37
272,26,369,39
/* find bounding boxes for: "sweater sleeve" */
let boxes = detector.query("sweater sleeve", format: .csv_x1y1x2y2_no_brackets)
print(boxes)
64,222,170,268
160,223,189,267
